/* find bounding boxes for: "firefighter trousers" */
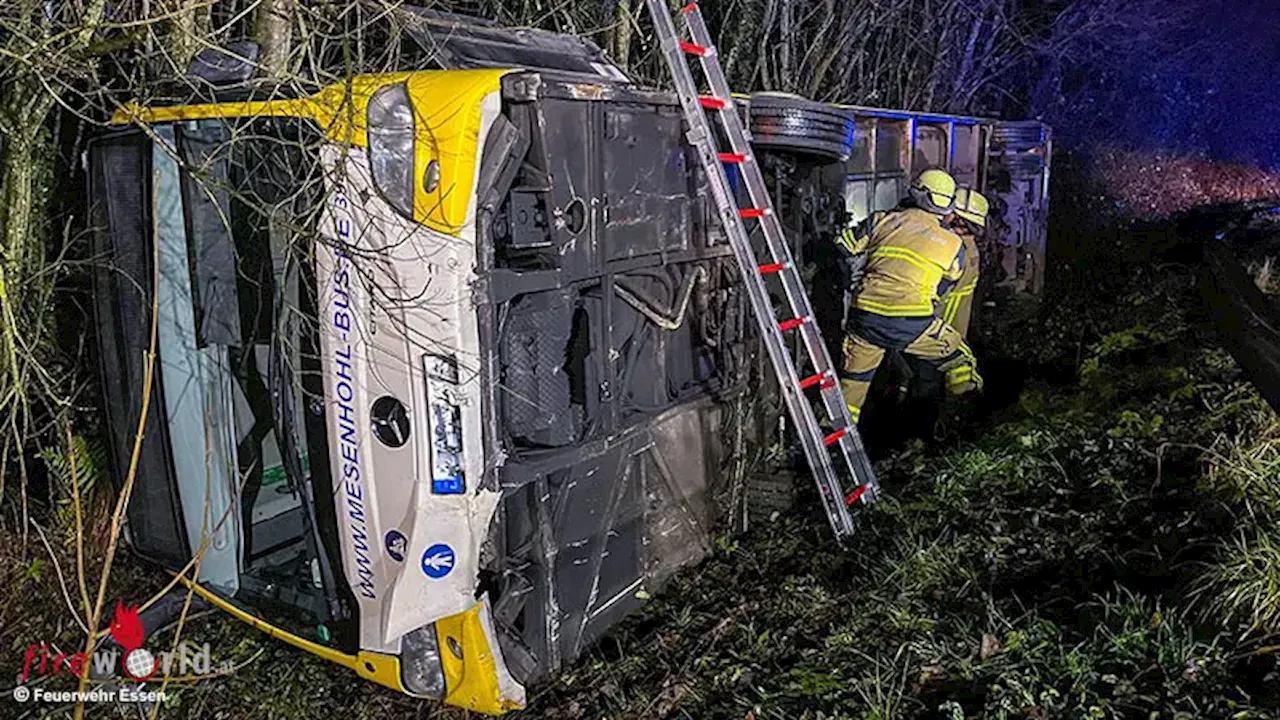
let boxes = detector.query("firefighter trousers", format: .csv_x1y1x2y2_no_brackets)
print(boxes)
839,310,982,423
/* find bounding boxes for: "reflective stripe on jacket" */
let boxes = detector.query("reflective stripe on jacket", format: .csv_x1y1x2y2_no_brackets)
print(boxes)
837,210,888,257
854,208,964,317
940,232,979,336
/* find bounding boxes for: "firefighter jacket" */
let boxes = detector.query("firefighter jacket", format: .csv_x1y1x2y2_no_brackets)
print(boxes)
939,232,980,337
837,210,885,257
852,208,965,318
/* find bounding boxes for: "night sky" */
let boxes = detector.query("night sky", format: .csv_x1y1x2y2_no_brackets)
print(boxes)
1039,0,1280,170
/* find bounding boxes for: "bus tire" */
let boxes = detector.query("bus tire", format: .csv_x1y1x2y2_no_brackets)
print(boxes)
747,92,855,162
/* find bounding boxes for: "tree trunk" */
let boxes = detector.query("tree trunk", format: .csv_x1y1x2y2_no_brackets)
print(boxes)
613,0,636,72
778,0,793,91
255,0,295,77
0,77,56,506
164,0,211,70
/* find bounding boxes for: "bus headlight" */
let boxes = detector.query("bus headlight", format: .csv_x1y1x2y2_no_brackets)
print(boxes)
399,622,446,698
367,82,416,219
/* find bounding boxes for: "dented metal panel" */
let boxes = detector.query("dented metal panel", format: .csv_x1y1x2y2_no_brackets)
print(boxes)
474,71,762,684
400,6,634,85
986,121,1053,294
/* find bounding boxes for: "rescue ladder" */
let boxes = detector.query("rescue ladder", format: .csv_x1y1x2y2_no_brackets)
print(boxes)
643,0,879,541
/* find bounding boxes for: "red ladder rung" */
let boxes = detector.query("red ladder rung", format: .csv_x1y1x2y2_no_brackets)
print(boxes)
845,484,869,506
699,96,727,110
778,317,806,332
739,207,767,219
681,2,698,13
718,152,746,163
820,377,837,390
823,427,848,446
799,372,826,390
758,262,786,274
679,41,709,56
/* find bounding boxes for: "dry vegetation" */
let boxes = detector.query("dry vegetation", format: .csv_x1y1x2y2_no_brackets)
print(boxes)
1094,150,1280,220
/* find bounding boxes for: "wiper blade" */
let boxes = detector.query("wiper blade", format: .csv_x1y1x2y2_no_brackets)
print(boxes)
268,265,345,622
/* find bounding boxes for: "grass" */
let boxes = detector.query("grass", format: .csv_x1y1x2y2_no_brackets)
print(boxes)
6,209,1280,719
501,233,1280,719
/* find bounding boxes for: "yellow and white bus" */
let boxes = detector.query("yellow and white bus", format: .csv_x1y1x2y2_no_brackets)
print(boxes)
88,8,1049,715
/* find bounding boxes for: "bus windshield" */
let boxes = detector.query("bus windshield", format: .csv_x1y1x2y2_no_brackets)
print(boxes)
120,115,350,642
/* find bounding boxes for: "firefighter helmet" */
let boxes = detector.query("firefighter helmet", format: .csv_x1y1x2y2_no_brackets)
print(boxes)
908,168,957,215
954,187,990,228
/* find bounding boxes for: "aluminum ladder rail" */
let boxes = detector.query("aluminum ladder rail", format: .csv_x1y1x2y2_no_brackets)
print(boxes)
643,0,878,541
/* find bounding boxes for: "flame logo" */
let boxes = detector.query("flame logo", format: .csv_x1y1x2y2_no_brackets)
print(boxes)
109,601,146,652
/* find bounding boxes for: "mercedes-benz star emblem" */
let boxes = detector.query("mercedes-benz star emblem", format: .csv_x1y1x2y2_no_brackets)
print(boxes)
371,396,411,448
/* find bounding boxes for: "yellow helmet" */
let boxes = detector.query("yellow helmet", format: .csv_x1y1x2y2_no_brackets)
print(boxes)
953,187,990,228
908,168,957,215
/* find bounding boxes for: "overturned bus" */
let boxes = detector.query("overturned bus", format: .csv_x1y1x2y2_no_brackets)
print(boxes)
87,8,1050,715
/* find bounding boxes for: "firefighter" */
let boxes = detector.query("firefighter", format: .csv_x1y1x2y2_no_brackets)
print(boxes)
903,186,990,438
839,169,983,425
939,186,989,338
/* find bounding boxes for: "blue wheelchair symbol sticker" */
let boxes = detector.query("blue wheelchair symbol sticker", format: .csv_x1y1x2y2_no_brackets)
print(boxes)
421,544,456,579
